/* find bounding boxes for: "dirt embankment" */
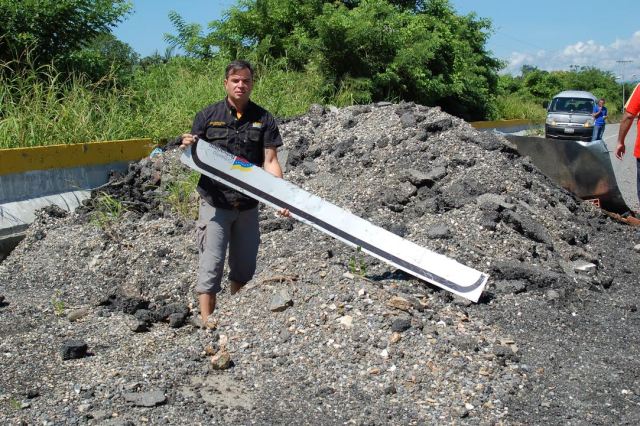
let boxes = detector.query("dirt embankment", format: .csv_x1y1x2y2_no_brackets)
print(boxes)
1,102,639,425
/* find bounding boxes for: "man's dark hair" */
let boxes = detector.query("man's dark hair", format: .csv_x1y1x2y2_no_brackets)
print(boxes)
599,98,606,102
225,60,254,79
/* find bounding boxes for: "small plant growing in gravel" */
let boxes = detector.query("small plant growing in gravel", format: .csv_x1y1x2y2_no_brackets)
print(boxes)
349,246,367,276
91,192,126,228
165,170,200,220
51,290,65,316
9,397,21,410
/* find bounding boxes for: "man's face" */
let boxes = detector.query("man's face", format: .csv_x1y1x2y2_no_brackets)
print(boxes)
224,68,253,105
599,100,605,107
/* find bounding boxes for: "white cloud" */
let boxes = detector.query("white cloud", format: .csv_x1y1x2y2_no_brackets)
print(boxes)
562,40,605,56
503,31,640,79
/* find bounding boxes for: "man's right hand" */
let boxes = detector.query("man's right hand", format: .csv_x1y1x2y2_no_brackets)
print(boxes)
615,143,626,160
180,133,197,149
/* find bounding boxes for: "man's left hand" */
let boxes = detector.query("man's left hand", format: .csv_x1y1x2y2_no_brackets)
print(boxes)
277,208,291,218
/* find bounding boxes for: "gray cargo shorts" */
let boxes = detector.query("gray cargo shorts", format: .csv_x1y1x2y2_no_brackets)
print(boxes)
195,200,260,294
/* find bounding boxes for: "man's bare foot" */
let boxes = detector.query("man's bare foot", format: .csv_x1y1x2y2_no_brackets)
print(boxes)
229,281,245,295
192,316,218,330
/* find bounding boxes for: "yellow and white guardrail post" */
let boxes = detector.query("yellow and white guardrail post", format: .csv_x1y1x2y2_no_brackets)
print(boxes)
0,139,156,257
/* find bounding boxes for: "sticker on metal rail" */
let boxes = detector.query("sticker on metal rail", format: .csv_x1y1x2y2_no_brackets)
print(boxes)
181,141,489,302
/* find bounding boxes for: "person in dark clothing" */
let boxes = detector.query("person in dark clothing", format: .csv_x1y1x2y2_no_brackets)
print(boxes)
180,60,288,328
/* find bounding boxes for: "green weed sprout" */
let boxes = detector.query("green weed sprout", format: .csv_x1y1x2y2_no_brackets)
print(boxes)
91,192,126,228
51,289,65,316
349,246,367,277
9,397,22,410
165,170,199,220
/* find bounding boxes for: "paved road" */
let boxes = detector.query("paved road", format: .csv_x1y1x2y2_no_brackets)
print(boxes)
603,123,639,211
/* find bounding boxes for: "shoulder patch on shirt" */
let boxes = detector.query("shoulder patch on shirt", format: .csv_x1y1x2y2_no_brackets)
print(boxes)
252,122,263,128
208,121,226,127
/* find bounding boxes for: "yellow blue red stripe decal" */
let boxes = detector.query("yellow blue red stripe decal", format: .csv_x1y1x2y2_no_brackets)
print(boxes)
231,157,253,171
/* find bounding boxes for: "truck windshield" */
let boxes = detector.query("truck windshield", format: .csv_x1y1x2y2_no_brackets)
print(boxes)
549,97,594,114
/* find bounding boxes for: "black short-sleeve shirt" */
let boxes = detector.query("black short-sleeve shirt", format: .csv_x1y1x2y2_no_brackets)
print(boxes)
191,98,283,210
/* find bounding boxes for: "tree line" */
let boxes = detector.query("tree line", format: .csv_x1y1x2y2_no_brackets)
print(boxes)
499,65,624,116
0,0,629,122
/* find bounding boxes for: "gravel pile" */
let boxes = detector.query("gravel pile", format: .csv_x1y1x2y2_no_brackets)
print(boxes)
1,102,639,425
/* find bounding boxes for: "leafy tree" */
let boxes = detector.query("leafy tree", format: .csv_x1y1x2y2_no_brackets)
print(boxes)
498,74,523,94
0,0,132,76
522,68,562,100
315,1,401,84
139,47,176,70
165,10,216,59
167,0,502,120
66,33,139,83
312,0,501,119
341,0,425,9
520,65,538,77
499,65,622,114
198,0,323,69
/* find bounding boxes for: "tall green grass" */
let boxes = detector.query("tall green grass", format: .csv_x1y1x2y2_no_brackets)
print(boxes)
128,57,227,141
5,57,547,149
0,63,139,148
495,94,546,121
252,64,329,117
0,57,360,149
90,192,127,228
164,169,200,220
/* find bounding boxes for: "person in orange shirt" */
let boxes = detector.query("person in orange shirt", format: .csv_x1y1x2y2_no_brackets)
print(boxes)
616,82,640,204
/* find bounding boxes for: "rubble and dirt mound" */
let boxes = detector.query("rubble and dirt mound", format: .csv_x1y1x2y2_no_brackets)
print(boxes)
1,102,639,424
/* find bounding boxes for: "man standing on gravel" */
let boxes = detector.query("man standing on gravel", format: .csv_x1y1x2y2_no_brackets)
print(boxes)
180,60,288,328
616,83,640,205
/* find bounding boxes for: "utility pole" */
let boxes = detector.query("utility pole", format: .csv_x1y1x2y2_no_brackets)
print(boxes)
617,60,633,111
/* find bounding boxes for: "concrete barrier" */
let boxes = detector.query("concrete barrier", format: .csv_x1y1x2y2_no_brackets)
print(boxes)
0,139,156,259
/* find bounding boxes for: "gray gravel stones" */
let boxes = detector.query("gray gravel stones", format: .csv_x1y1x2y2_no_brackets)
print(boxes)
210,349,232,370
123,390,166,407
67,307,89,322
426,223,452,239
269,288,293,312
61,340,88,360
391,318,411,332
128,318,150,333
1,102,639,424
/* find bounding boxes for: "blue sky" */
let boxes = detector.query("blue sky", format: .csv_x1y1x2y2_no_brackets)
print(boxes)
113,0,640,78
